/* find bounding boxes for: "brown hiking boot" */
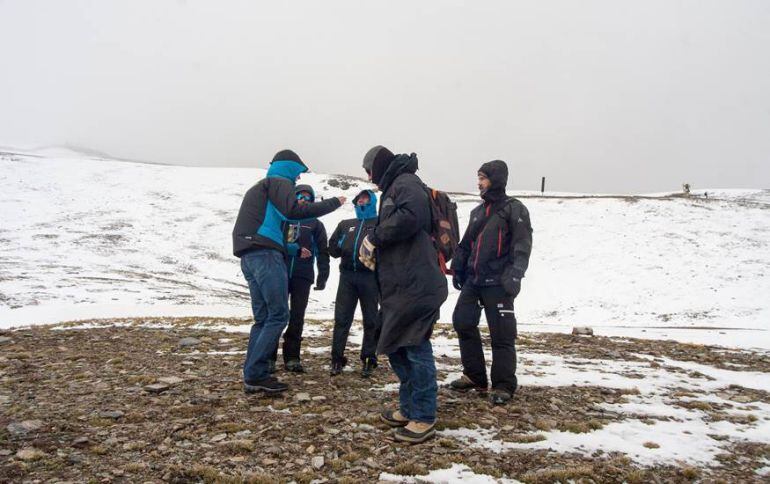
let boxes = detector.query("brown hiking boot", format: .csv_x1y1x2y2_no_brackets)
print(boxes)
449,374,487,393
380,409,409,427
394,421,436,444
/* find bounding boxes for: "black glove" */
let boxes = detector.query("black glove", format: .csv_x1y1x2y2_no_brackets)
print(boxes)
452,271,465,291
504,277,521,298
314,280,326,291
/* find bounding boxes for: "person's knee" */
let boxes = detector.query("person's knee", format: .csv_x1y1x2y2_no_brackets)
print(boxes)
452,310,478,333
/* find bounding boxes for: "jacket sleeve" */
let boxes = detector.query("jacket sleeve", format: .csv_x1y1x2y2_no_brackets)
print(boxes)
267,179,342,220
328,222,342,259
507,202,533,279
450,215,474,274
314,221,330,285
370,182,428,248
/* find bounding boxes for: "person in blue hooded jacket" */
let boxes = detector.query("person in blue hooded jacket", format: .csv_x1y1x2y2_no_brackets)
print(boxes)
327,189,381,377
232,149,345,394
269,184,330,374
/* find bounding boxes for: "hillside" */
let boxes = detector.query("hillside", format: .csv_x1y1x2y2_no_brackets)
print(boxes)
1,149,769,349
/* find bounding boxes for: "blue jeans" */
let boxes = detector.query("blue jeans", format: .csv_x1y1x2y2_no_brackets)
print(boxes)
387,340,438,424
241,250,289,383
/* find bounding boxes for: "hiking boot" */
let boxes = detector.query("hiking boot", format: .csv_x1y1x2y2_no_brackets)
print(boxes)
330,361,344,376
489,389,512,405
361,357,378,378
243,376,288,394
285,359,305,373
394,421,436,444
449,374,487,393
267,360,276,374
380,409,409,427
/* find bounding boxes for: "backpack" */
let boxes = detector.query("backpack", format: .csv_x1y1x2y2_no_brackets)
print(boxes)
424,186,460,275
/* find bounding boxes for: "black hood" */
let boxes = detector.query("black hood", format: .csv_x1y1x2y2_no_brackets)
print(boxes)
478,160,508,202
373,153,418,192
295,184,315,202
272,149,307,169
363,145,393,175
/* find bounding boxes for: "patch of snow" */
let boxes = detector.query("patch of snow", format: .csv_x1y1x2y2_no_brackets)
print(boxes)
380,463,521,483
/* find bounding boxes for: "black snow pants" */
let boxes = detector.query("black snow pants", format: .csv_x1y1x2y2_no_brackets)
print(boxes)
331,270,380,364
452,283,518,393
272,276,313,363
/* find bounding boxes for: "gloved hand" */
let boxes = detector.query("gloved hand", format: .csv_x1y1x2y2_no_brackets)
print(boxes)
452,271,465,291
507,277,521,298
358,235,376,271
314,280,326,291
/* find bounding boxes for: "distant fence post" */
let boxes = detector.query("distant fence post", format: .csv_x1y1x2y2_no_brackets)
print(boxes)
541,177,545,194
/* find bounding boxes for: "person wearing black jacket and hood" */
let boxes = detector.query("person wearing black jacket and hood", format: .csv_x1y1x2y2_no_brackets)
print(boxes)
449,160,533,405
358,146,448,444
269,184,330,373
232,150,345,394
328,189,380,377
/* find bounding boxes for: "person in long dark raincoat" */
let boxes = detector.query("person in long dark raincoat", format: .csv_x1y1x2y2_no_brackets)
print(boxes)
358,146,448,444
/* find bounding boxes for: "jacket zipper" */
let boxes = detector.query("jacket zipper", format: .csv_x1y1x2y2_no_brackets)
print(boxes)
352,221,365,272
497,228,502,258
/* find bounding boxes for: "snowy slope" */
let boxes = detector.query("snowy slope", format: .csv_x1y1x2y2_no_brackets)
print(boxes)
1,150,769,348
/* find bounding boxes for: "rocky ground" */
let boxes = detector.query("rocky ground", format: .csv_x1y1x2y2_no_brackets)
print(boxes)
2,318,770,483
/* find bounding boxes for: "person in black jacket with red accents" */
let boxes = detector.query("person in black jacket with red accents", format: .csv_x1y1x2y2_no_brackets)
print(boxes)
449,160,533,405
328,189,380,377
269,184,330,374
232,150,344,394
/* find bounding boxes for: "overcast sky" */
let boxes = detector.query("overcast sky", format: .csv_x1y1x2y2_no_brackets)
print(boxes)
1,0,769,193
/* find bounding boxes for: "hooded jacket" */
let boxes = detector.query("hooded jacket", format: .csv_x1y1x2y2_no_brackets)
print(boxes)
369,153,448,355
232,153,342,257
328,189,378,273
451,160,533,290
284,185,330,285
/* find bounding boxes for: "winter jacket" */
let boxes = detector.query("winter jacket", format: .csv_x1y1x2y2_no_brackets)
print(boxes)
451,160,533,292
369,154,448,355
232,160,341,257
285,185,330,285
328,189,378,273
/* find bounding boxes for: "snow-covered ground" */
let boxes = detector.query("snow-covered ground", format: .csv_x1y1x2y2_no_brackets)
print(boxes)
1,148,769,349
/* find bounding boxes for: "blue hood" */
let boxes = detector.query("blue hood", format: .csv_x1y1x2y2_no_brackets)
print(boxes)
267,160,308,183
354,189,378,220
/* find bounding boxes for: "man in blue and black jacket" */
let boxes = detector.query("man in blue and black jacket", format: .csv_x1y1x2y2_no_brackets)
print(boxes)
232,150,345,394
270,184,330,373
327,189,380,377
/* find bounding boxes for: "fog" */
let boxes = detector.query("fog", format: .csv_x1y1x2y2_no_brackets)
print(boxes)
1,0,769,193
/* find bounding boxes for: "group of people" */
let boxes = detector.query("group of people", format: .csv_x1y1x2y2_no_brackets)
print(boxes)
232,147,533,443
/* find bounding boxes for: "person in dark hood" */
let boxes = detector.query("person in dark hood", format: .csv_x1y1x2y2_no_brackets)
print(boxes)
327,189,380,377
359,146,448,444
449,160,533,405
232,150,345,394
268,184,330,373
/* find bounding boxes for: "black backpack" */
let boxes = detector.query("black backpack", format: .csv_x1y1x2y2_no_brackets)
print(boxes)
424,186,460,274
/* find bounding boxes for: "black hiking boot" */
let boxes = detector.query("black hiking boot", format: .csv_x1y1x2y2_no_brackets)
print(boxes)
243,376,288,394
489,389,513,405
361,357,378,378
380,409,409,428
330,361,344,376
449,374,487,393
285,359,305,373
394,421,436,444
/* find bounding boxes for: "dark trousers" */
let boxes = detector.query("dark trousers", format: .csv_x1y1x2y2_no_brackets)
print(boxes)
331,270,380,364
271,277,313,363
452,283,518,393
